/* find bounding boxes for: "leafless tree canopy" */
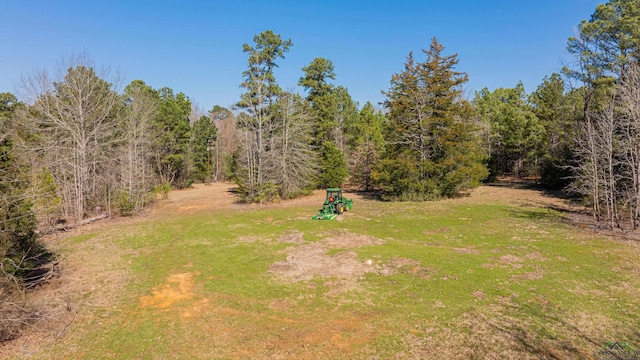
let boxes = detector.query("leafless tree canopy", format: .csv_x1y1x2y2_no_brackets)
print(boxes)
571,63,640,229
21,54,122,220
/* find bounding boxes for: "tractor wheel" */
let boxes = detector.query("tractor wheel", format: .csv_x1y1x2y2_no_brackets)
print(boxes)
336,204,343,214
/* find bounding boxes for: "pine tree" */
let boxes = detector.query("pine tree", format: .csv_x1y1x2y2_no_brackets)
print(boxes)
0,93,49,278
236,30,293,202
189,115,217,183
474,83,544,178
376,38,487,200
319,142,348,188
349,102,385,190
529,74,576,188
151,87,192,188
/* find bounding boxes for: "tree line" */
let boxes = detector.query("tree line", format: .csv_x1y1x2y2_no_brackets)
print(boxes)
1,0,640,340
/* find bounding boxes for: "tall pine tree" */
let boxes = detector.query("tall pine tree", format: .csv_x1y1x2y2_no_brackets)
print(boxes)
376,38,487,200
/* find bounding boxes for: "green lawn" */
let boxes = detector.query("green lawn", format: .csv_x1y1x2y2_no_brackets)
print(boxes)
28,184,640,359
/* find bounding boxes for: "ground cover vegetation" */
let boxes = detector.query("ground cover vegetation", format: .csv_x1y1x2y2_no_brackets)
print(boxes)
1,0,640,355
5,183,640,359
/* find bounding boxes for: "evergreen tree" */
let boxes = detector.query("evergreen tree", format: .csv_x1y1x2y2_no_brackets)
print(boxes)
318,142,348,188
474,83,544,178
564,0,640,226
376,38,487,200
349,102,385,190
331,86,359,155
529,74,576,188
566,0,640,83
236,30,293,202
299,57,336,103
0,93,49,279
190,115,217,182
299,59,355,187
151,87,192,188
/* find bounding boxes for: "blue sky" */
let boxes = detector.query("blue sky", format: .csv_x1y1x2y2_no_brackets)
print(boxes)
1,0,602,111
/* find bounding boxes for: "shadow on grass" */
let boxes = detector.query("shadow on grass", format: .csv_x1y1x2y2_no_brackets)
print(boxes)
509,208,563,221
347,189,383,201
486,178,583,210
484,177,575,199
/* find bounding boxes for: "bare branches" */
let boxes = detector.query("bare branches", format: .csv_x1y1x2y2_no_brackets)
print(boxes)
269,93,318,198
570,63,640,229
20,55,121,220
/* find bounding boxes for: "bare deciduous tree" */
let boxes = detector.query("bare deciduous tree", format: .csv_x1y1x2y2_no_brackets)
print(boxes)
619,63,640,229
268,93,317,198
570,64,640,229
119,80,158,214
21,54,121,220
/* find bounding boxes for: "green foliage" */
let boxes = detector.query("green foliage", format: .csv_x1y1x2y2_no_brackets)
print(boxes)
0,139,49,278
151,87,191,186
118,191,136,216
236,180,278,204
529,74,577,189
1,94,50,282
0,93,21,121
377,38,487,200
153,182,171,200
298,57,335,101
349,102,385,190
238,30,292,111
331,86,360,150
474,83,544,177
235,30,295,202
350,102,385,149
299,59,359,150
318,142,348,188
32,167,61,227
189,115,217,182
225,153,237,181
566,0,640,81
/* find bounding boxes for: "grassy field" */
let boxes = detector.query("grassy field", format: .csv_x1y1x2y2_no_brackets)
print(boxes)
6,181,640,359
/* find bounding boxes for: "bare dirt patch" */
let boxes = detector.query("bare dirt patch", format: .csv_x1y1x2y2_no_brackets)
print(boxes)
320,233,384,249
139,272,198,309
499,254,524,269
270,243,371,282
269,232,427,295
278,230,305,244
453,246,481,254
512,267,545,281
525,251,547,261
377,257,431,279
269,230,432,296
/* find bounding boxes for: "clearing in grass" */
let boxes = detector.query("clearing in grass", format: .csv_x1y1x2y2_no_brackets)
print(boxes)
3,181,640,359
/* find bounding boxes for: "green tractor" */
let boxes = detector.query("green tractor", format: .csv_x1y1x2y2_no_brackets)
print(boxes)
312,188,353,220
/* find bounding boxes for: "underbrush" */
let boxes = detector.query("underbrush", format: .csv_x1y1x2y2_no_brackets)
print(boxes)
0,278,41,342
